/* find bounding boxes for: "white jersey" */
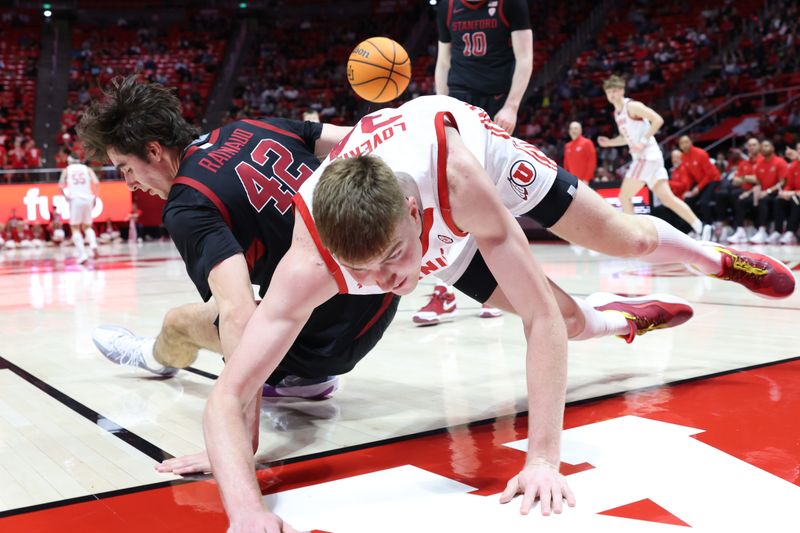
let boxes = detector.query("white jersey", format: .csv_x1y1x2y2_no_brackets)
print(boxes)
614,98,662,161
64,163,95,200
295,95,559,295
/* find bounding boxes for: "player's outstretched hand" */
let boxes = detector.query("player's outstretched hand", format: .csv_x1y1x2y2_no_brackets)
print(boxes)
228,510,307,533
155,451,212,475
597,136,610,148
493,105,518,135
499,462,576,516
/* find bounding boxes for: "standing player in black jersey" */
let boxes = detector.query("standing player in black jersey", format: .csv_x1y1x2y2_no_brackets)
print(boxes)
414,0,532,325
79,77,399,481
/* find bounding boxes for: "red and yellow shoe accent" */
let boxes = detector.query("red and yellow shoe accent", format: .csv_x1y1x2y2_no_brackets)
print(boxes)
709,244,796,299
587,293,694,344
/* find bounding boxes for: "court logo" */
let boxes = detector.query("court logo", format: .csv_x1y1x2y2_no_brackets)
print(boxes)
438,235,453,244
508,160,536,200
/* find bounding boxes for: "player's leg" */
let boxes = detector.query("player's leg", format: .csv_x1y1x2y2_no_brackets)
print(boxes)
83,222,99,257
547,172,795,298
651,177,703,234
618,162,645,214
451,249,692,343
93,300,222,376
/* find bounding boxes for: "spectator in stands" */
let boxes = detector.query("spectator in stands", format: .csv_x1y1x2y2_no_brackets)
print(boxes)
751,139,789,244
24,139,41,179
771,142,800,245
652,149,692,232
563,121,596,183
679,135,721,228
7,139,25,183
725,138,762,244
0,137,7,169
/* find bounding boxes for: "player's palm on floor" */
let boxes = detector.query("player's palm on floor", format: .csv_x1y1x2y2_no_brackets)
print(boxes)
156,451,212,475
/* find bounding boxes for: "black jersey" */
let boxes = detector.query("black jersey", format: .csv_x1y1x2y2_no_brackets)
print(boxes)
437,0,531,95
164,117,322,301
163,118,398,371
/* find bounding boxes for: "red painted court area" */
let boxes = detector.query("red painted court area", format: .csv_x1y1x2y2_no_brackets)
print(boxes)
4,358,799,532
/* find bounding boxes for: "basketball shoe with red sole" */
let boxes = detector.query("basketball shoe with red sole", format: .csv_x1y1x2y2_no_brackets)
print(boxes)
586,292,694,344
412,284,458,326
705,243,796,299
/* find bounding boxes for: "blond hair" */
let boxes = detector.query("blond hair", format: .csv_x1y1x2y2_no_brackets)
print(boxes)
603,75,626,91
313,155,406,263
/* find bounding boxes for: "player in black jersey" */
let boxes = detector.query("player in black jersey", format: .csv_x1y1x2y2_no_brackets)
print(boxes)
79,76,399,480
435,0,532,135
422,0,532,325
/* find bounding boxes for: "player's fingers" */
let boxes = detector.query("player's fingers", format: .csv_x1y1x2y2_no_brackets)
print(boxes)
551,487,564,515
563,483,576,507
499,476,519,504
539,486,553,516
519,484,538,515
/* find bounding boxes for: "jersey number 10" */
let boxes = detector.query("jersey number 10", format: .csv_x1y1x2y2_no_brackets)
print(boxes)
461,32,487,57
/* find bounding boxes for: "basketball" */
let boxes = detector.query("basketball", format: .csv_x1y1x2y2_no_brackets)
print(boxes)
347,37,411,103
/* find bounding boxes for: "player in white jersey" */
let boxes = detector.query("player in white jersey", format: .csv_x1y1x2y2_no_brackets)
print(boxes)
195,95,794,531
58,155,100,263
598,75,708,238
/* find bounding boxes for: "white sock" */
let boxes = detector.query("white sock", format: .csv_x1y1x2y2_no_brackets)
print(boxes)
72,230,86,256
690,219,703,234
85,228,98,249
640,215,722,275
141,338,171,372
572,297,629,340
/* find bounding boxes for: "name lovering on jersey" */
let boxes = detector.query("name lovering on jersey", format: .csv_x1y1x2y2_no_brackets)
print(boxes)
614,98,662,161
294,95,558,295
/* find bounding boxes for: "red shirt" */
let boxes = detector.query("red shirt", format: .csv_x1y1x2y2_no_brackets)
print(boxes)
785,161,800,191
25,147,41,169
735,155,763,191
682,146,720,191
669,164,691,197
0,146,7,168
754,155,788,190
563,136,597,182
8,148,26,170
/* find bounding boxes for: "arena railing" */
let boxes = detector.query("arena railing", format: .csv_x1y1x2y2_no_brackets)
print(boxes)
660,85,800,148
0,166,121,184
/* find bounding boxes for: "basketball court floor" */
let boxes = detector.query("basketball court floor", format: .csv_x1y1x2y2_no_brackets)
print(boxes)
1,240,799,531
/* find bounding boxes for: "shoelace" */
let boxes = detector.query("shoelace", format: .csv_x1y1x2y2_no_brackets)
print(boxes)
621,307,669,336
110,334,147,367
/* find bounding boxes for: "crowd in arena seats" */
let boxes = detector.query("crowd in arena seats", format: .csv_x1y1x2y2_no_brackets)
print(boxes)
0,9,44,179
60,9,231,160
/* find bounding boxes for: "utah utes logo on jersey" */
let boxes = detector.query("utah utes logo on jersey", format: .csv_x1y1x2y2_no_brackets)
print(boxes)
508,160,536,200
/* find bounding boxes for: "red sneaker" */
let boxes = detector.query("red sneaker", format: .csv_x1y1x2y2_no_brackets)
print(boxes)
412,284,457,326
709,244,796,299
587,292,694,344
477,303,503,318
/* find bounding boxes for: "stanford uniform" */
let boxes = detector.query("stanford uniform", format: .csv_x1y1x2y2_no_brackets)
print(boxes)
295,95,578,303
163,118,398,381
437,0,530,116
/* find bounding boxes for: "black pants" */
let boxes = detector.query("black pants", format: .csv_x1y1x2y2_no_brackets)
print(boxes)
733,192,758,227
448,87,515,136
685,182,718,224
714,182,741,224
652,205,691,233
773,197,800,233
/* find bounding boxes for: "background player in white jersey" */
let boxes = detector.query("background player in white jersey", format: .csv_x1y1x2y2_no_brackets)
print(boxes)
58,155,99,263
198,95,797,532
598,75,710,239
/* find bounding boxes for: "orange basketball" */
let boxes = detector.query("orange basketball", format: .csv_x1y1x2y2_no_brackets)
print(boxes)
347,37,411,103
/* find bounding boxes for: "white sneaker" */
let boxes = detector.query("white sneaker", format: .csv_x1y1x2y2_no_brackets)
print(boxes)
727,227,747,244
719,226,734,242
92,325,178,376
749,227,768,244
779,231,798,245
77,253,89,264
701,224,713,242
767,231,782,245
477,304,503,318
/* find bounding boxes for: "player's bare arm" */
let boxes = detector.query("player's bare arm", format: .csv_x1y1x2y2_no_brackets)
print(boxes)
89,167,100,197
494,29,533,134
627,101,664,144
434,41,451,96
155,254,260,476
597,135,628,148
315,124,351,159
443,127,574,516
58,169,68,197
204,219,337,531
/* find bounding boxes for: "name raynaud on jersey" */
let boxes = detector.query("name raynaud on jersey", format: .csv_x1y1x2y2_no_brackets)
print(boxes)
198,128,255,173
